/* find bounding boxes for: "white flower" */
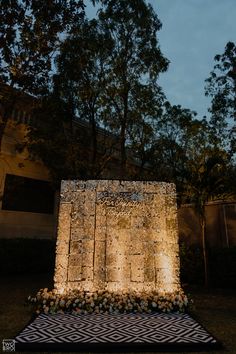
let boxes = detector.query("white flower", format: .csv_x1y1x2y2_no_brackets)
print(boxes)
59,300,65,307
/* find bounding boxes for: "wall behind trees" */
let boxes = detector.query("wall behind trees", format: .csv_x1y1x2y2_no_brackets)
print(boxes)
0,101,56,239
178,201,236,248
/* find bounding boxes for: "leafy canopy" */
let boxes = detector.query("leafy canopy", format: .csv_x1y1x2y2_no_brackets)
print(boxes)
205,41,236,153
0,0,85,94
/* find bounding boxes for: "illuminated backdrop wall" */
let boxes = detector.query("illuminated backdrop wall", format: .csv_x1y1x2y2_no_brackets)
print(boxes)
54,180,181,295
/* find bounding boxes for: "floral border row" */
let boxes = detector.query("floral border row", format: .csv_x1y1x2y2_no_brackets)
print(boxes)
27,288,189,315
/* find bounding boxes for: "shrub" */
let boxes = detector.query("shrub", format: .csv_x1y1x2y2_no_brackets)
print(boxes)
179,242,236,288
179,242,204,285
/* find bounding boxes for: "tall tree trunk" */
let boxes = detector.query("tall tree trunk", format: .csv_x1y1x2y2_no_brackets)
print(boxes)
200,213,208,287
68,97,77,178
119,121,127,179
90,107,97,172
119,91,128,179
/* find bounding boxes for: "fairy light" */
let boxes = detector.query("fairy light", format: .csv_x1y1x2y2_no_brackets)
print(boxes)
54,180,181,296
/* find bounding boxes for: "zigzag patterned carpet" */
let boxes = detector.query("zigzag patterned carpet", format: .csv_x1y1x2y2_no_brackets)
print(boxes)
15,312,219,352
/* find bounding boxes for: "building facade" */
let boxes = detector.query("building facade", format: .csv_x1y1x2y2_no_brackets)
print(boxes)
0,87,56,238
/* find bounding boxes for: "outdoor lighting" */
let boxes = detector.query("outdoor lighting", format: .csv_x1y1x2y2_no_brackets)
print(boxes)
54,180,181,296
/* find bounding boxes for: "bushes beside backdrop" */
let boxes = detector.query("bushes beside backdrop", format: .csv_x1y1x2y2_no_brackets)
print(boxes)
179,243,204,285
180,242,236,288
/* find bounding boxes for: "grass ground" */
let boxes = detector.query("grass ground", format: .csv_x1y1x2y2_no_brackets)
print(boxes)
0,273,236,354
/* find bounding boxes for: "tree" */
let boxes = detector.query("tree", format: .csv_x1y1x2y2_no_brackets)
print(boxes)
24,18,119,182
53,18,114,176
179,123,235,287
97,0,168,177
34,0,168,180
128,118,156,178
25,90,120,183
205,41,236,154
24,93,95,185
149,102,198,190
149,103,236,286
0,0,85,150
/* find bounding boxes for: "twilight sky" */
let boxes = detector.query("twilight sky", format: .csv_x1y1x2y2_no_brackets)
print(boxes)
85,0,236,118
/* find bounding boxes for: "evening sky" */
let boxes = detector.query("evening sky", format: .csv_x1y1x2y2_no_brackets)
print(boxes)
85,0,236,118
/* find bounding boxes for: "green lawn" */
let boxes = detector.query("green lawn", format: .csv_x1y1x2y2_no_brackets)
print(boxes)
0,273,236,354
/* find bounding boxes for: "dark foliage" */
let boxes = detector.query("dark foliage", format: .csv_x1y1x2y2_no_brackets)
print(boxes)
180,242,236,289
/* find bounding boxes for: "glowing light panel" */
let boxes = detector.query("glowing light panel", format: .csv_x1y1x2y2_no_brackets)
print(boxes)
54,180,181,295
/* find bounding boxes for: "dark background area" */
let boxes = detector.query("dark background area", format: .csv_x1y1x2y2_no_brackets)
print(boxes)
2,174,55,214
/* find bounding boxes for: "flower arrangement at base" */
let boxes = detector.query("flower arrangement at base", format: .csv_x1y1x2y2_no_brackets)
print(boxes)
27,289,189,315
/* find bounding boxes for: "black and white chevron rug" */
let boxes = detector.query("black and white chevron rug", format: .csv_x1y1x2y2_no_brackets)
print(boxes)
15,312,220,352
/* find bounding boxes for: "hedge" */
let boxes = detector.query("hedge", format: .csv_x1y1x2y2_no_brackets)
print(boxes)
180,242,236,288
